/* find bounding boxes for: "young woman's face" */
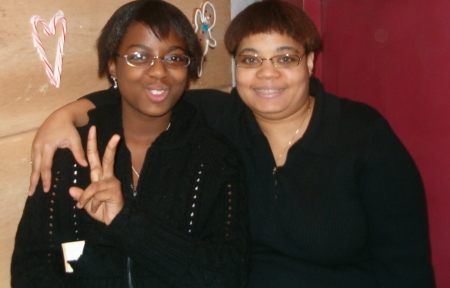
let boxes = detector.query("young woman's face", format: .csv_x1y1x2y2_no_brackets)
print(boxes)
109,22,188,120
235,33,314,121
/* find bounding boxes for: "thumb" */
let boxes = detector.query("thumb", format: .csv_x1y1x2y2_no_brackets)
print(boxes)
69,186,84,201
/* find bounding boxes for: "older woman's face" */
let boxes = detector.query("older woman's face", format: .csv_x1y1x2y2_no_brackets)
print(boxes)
235,33,314,121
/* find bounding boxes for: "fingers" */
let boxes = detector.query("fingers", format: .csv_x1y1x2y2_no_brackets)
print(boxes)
74,177,122,207
86,126,102,182
70,186,103,216
70,136,88,167
40,143,56,193
72,178,124,224
29,149,41,195
29,170,40,196
29,141,56,194
102,135,121,179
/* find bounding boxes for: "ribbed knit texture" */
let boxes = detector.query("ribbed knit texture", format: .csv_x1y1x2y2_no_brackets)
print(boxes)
11,92,249,288
82,78,435,287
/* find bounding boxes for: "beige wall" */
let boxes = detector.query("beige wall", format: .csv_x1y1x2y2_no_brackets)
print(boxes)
0,0,231,286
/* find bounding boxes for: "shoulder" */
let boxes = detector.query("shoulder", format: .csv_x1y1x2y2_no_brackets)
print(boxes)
339,97,382,122
182,88,245,133
191,125,243,170
308,88,403,157
82,88,120,107
184,89,231,104
326,95,413,163
322,92,390,136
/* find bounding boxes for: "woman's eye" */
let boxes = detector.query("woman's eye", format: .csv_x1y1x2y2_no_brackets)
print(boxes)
166,55,182,62
243,57,257,64
130,53,148,61
279,56,294,63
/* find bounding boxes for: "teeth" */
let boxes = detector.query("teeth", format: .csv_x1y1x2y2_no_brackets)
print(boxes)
255,89,282,93
149,90,165,95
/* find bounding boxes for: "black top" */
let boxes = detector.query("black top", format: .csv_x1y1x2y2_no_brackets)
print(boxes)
84,78,435,287
12,90,249,288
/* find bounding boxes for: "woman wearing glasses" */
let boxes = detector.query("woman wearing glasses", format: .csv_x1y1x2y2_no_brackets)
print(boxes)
12,1,248,287
26,0,434,287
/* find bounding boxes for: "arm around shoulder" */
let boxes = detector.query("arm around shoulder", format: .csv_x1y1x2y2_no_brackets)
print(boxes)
29,99,95,194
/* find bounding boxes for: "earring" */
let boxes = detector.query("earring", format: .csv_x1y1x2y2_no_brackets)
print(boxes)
111,76,118,89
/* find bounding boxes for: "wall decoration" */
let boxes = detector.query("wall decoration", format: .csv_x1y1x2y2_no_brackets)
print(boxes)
193,1,217,77
30,10,67,88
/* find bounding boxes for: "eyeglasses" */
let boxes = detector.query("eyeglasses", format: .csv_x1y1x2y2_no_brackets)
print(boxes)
116,52,191,69
234,53,306,69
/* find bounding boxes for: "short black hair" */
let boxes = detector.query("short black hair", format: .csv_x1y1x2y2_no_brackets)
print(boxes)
97,0,202,83
225,0,321,56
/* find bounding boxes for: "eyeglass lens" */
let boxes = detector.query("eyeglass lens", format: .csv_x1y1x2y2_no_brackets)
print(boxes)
122,52,190,69
235,54,302,69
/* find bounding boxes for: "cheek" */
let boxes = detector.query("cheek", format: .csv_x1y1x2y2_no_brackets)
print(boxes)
116,65,144,82
169,70,188,88
235,69,254,87
285,67,308,84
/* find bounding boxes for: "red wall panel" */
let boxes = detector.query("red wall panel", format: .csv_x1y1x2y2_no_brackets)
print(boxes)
316,0,450,286
267,0,449,285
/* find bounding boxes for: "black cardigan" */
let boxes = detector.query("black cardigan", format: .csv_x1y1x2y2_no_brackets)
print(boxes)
12,91,249,288
63,78,435,287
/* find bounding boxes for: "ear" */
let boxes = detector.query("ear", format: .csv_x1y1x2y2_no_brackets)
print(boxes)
108,59,117,78
306,52,315,76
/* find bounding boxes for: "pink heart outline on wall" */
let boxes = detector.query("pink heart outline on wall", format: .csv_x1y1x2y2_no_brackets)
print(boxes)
30,10,67,88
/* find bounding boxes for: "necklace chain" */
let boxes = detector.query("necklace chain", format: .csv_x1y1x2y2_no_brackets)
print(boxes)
131,165,140,178
276,96,312,162
130,121,171,179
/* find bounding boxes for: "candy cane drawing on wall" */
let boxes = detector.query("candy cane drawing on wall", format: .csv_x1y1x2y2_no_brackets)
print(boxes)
193,1,217,77
30,10,67,88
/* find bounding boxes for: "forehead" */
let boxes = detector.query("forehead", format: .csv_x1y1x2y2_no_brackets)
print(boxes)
237,33,304,55
118,22,187,52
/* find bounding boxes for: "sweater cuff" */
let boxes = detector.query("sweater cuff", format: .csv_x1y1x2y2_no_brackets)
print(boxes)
101,201,196,278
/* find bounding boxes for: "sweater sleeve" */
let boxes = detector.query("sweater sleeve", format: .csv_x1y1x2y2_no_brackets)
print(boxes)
360,116,435,287
101,139,249,287
81,87,120,107
11,151,77,288
182,89,230,127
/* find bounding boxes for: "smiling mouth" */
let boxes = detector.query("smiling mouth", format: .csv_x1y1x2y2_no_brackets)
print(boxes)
255,88,284,94
149,89,165,95
146,88,169,103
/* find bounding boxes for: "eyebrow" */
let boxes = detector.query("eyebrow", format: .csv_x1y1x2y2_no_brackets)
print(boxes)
276,46,299,54
125,44,187,54
238,46,300,55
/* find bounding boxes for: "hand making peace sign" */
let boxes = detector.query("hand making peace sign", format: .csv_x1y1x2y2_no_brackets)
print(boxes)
69,126,124,225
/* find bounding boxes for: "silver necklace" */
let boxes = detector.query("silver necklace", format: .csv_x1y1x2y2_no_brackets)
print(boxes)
276,96,312,162
131,165,140,178
130,121,171,179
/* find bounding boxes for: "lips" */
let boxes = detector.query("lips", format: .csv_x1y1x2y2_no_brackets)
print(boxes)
146,87,169,103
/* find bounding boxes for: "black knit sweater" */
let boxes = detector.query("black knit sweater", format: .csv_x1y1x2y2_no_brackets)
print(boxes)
11,90,249,288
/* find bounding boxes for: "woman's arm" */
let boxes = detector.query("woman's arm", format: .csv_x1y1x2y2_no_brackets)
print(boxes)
29,89,230,195
361,116,435,287
13,150,81,288
29,99,94,195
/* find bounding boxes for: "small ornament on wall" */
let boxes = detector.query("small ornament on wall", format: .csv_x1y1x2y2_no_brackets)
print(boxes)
30,10,67,88
193,1,217,77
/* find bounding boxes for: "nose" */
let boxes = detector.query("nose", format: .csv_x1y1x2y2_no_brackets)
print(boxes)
256,58,281,79
147,57,167,79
